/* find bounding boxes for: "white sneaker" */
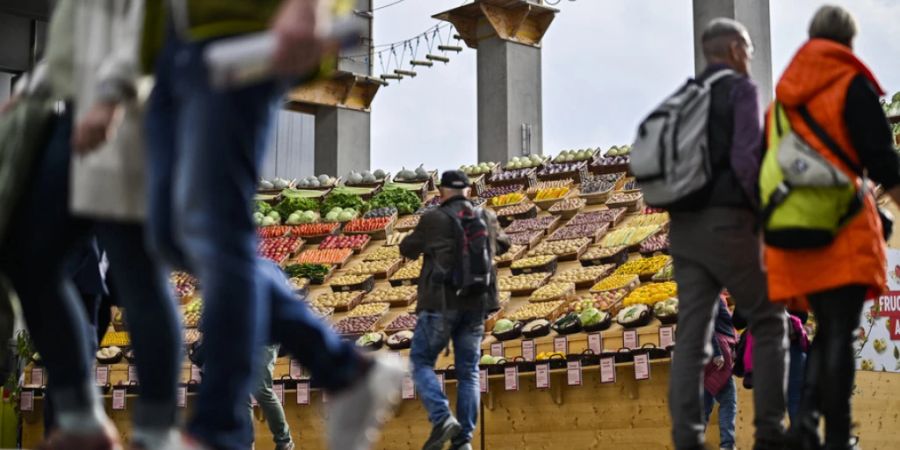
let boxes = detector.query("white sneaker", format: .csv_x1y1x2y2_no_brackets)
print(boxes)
327,353,404,450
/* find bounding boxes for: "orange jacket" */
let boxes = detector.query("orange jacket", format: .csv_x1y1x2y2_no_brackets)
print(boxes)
765,39,887,310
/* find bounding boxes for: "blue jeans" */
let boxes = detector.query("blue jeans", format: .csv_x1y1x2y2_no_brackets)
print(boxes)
145,29,363,449
787,343,807,424
410,310,484,445
249,345,292,446
704,377,737,448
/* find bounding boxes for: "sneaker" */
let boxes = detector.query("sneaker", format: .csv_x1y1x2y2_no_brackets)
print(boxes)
449,442,472,450
327,353,404,450
422,416,462,450
275,442,295,450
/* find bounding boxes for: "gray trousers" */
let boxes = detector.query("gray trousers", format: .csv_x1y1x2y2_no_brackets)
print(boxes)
668,208,787,449
250,345,292,446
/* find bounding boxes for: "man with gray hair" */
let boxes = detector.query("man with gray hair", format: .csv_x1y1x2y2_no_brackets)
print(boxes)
665,18,787,450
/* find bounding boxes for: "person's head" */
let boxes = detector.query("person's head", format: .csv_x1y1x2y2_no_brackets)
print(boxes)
809,5,857,49
701,18,753,75
439,170,470,199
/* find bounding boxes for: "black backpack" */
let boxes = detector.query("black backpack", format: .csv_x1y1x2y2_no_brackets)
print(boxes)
440,202,493,297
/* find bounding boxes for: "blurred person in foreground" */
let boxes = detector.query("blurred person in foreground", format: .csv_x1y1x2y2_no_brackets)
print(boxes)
764,6,900,449
141,1,403,448
666,18,787,450
400,171,509,450
703,296,738,450
249,345,294,450
1,1,184,448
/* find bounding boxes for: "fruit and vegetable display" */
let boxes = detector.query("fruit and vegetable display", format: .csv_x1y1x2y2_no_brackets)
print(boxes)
570,294,620,314
344,169,387,186
599,225,661,248
491,192,526,207
590,274,640,292
386,230,412,246
639,232,669,254
294,174,337,188
507,230,543,247
170,272,198,298
288,277,309,291
363,245,401,261
493,244,526,265
491,318,522,340
491,168,537,184
284,210,321,225
534,186,570,201
548,198,587,214
510,255,557,270
363,285,417,304
390,258,423,281
628,212,669,227
387,330,414,349
345,258,402,277
653,297,679,318
323,207,360,223
316,291,364,310
505,155,547,170
529,282,575,302
394,215,421,230
591,155,630,168
496,202,535,217
507,300,565,321
460,162,498,176
318,234,370,251
551,312,582,335
535,352,566,361
344,216,393,233
259,177,293,191
295,248,353,265
621,179,638,191
330,274,374,288
505,216,559,234
569,208,626,225
605,145,631,157
652,261,674,282
97,346,123,364
548,222,609,242
393,165,432,182
497,272,551,292
522,319,551,338
580,246,628,263
579,307,610,329
580,178,615,195
527,180,572,197
355,332,385,350
614,255,671,278
384,313,418,333
592,289,630,310
254,210,285,227
479,185,523,200
184,329,202,345
617,304,650,328
100,331,130,347
537,162,585,177
364,207,398,219
321,191,368,215
333,315,381,336
272,197,320,222
257,236,304,263
347,302,390,318
281,188,329,200
606,192,643,207
183,297,203,328
369,188,422,215
283,263,332,284
290,223,340,237
551,265,614,285
552,149,595,163
527,237,591,257
623,282,677,306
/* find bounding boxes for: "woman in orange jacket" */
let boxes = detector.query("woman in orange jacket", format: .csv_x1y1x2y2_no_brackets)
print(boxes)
765,6,900,450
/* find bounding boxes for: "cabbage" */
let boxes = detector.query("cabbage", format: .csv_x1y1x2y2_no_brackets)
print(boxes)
338,210,356,221
578,307,603,326
480,355,496,365
493,319,514,333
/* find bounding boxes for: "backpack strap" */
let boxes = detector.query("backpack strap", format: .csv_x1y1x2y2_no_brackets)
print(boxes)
796,106,864,177
701,68,736,88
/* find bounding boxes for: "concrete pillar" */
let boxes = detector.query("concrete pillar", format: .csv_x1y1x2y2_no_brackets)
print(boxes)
692,0,773,106
435,0,557,164
314,106,371,176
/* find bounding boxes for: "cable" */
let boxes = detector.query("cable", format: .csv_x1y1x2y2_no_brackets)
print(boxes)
370,0,408,12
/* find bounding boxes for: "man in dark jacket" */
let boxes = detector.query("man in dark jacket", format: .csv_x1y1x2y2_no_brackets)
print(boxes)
400,170,510,450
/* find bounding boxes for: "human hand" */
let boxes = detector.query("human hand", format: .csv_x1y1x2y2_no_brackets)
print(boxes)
271,0,326,76
72,102,120,154
712,356,725,370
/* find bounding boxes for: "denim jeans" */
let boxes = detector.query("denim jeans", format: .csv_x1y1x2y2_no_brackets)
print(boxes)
145,29,363,449
704,377,737,448
410,310,484,445
250,345,291,446
787,343,807,424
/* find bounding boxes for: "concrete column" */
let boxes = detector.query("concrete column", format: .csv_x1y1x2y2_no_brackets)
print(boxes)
692,0,773,106
314,106,371,176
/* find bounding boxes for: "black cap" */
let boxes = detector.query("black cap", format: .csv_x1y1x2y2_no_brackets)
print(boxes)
440,170,471,189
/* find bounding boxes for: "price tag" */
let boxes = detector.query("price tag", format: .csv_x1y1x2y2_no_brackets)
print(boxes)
567,361,583,386
112,388,126,410
191,365,202,383
177,386,187,408
20,390,34,411
553,336,568,355
273,383,285,405
623,329,638,350
536,363,550,389
634,353,651,380
659,326,675,348
479,369,489,393
401,374,416,400
504,366,519,391
600,357,616,384
588,333,603,354
297,381,310,404
521,339,536,362
95,366,109,386
128,365,139,384
437,373,446,394
490,342,504,358
290,359,303,379
31,367,43,387
250,394,258,407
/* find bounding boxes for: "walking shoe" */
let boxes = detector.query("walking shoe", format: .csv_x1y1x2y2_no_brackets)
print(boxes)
449,442,472,450
327,353,404,450
274,442,295,450
422,416,462,450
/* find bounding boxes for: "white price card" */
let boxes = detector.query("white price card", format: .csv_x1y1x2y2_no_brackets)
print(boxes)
567,361,583,386
659,326,675,348
521,339,536,362
31,367,43,387
437,373,446,394
297,381,310,405
177,386,187,408
401,374,416,400
600,357,616,384
191,365,202,383
479,369,489,393
554,336,568,355
273,383,285,405
504,366,519,391
95,366,109,386
490,342,504,358
588,333,603,355
20,391,34,411
634,353,651,380
536,363,550,389
623,329,638,350
128,365,139,384
112,388,126,410
290,359,303,379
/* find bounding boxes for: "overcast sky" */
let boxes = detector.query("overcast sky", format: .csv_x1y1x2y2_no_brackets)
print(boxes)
368,0,900,173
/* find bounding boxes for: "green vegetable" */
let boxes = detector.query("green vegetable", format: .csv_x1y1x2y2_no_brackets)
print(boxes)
493,319,514,334
321,192,368,215
370,188,422,215
283,263,331,283
274,197,319,219
255,200,272,215
578,307,603,326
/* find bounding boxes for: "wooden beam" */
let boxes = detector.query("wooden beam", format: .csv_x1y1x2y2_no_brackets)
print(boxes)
433,0,557,49
284,71,381,112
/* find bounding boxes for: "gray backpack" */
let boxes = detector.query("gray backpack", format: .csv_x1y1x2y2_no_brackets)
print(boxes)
629,69,734,209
